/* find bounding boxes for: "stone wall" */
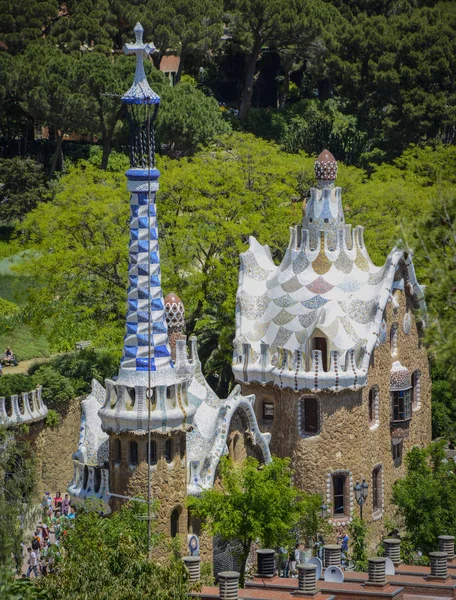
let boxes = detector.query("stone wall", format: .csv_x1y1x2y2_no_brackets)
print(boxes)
242,286,431,549
30,397,82,499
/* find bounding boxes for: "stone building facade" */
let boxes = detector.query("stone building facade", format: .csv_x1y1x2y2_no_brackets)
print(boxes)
233,150,431,541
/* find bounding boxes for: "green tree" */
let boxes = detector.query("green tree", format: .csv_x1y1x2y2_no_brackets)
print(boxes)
139,0,224,80
0,157,52,222
156,82,231,157
15,162,129,349
0,0,58,54
392,441,456,557
18,44,93,178
37,502,194,600
347,516,368,571
188,455,307,587
0,431,36,570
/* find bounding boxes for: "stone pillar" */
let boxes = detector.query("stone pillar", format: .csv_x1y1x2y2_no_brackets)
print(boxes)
298,563,317,594
367,557,386,586
429,552,448,579
219,571,240,600
256,549,275,578
383,538,401,565
183,556,201,582
323,544,341,568
438,536,455,561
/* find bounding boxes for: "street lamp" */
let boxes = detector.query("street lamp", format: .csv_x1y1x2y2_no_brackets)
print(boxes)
353,479,368,519
319,503,328,519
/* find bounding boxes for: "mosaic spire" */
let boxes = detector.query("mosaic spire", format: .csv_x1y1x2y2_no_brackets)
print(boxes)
118,23,172,380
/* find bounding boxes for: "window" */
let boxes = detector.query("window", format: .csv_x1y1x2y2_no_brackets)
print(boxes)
372,465,382,512
94,467,101,493
332,474,347,516
83,465,89,489
392,389,412,421
180,436,186,460
312,337,328,372
263,401,274,421
165,439,173,463
171,508,180,537
368,389,374,424
368,387,379,428
390,323,398,356
113,438,121,462
147,440,157,466
392,441,403,464
129,441,138,465
300,397,320,435
412,371,421,410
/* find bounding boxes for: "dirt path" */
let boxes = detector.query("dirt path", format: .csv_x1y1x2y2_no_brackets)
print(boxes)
2,357,50,375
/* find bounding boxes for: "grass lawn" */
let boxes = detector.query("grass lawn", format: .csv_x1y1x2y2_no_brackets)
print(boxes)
0,234,51,361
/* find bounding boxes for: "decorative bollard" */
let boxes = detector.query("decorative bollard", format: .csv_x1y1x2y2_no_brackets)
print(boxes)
183,556,201,582
438,536,455,561
383,538,401,565
297,563,317,594
367,557,387,586
323,544,341,568
256,549,275,578
219,571,240,600
429,552,448,579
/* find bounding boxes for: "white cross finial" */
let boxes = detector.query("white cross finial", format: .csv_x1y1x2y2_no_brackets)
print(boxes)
122,22,160,104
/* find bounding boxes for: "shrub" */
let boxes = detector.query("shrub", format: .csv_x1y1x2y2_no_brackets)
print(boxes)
31,365,75,409
0,373,32,397
45,408,60,428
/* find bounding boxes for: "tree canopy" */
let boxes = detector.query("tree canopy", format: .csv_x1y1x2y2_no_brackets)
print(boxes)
188,455,309,586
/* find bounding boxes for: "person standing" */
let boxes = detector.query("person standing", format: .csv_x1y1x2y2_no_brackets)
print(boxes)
54,491,62,510
26,547,38,578
62,493,70,516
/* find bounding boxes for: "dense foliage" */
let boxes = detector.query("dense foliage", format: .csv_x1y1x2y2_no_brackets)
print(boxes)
188,456,313,586
392,441,456,556
35,502,194,600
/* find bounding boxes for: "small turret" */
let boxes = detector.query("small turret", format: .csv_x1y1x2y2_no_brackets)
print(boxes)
302,149,344,249
164,292,186,361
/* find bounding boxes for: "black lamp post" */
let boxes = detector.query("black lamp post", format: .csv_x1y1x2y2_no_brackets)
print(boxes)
319,503,328,519
353,479,369,520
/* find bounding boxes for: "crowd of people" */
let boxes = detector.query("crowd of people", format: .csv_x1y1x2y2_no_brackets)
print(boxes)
23,491,76,578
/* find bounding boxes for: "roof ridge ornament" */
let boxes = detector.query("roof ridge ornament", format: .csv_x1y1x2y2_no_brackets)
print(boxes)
122,22,160,105
315,149,338,189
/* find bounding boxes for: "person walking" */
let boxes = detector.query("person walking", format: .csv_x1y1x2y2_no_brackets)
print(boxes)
26,547,38,578
54,491,62,510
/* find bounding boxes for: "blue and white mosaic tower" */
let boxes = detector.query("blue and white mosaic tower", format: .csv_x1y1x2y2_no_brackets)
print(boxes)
99,23,196,434
120,22,171,376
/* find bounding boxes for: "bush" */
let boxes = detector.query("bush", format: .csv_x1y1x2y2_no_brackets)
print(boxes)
28,348,119,396
45,408,60,428
31,365,75,409
0,373,32,397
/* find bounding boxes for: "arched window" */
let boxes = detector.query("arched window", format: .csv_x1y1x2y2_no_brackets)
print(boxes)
113,438,121,462
165,439,173,463
147,440,157,466
83,465,89,489
312,337,328,371
412,371,421,410
390,323,398,357
299,397,320,436
180,436,186,460
129,441,138,465
171,508,180,538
